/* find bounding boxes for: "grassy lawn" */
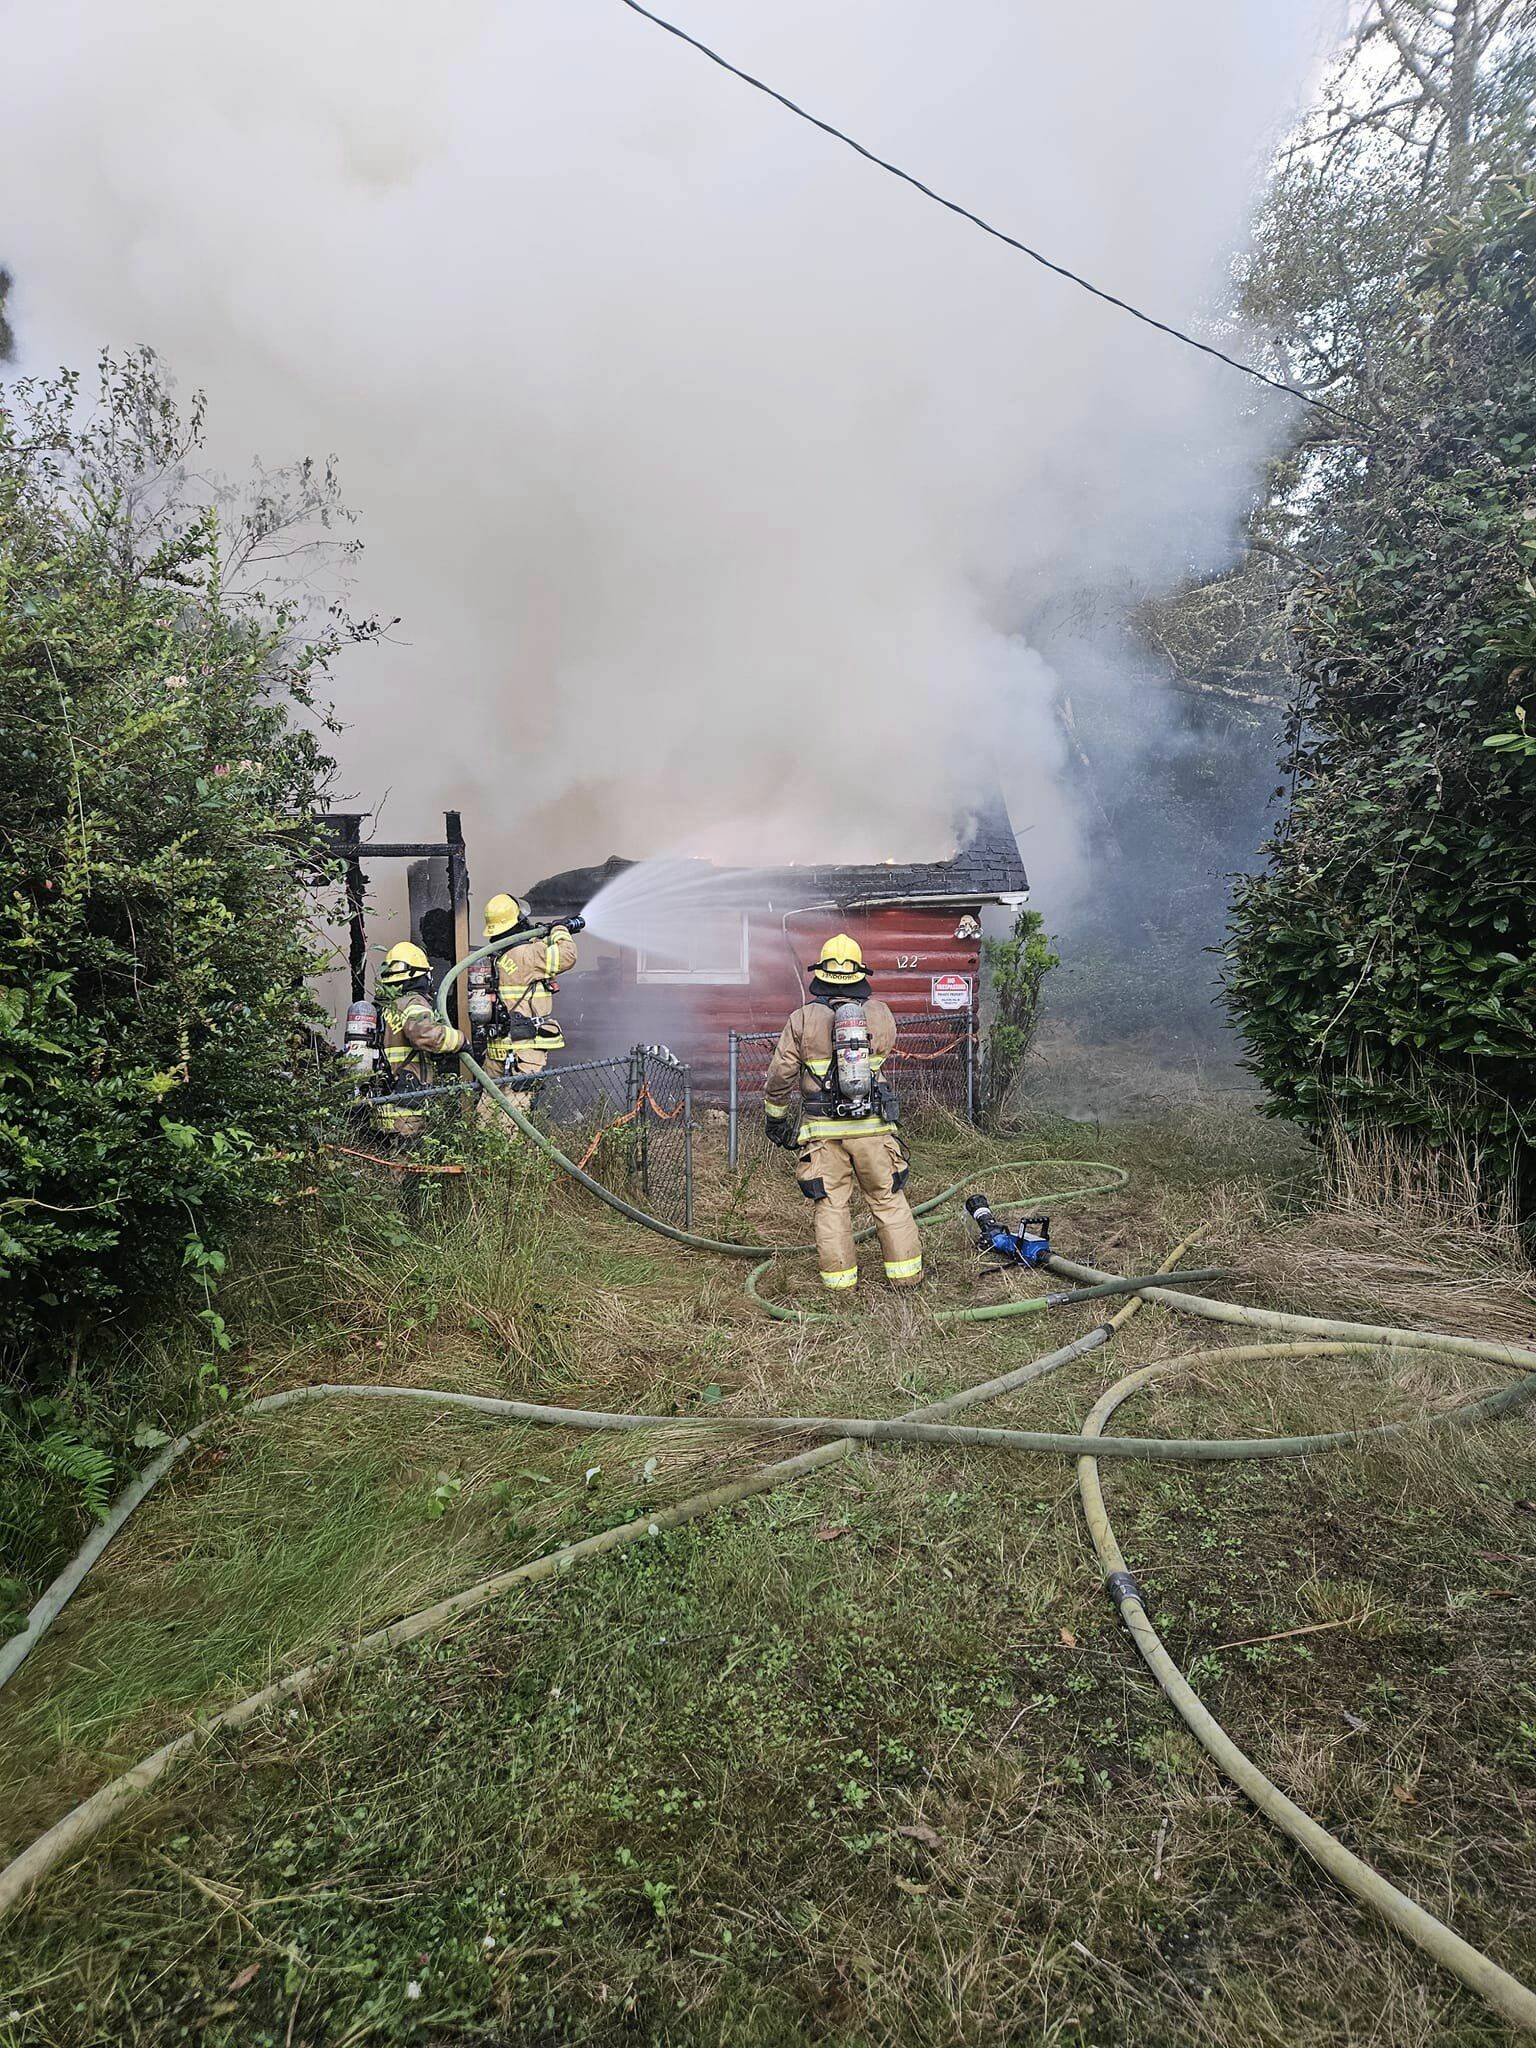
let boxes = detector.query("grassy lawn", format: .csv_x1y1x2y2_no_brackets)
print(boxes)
2,1106,1534,2045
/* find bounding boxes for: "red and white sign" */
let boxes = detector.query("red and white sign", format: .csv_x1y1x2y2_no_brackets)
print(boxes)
930,973,972,1012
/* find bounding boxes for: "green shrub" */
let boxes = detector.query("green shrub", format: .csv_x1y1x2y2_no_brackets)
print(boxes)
1226,179,1536,1209
981,907,1059,1123
0,352,356,1378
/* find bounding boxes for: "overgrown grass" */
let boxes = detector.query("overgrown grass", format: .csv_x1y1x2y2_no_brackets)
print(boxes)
2,1103,1533,2046
2,1131,572,1598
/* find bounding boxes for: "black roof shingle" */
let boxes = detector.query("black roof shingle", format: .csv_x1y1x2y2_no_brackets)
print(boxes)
523,794,1028,922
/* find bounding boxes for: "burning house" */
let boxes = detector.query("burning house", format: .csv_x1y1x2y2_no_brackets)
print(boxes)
522,796,1029,1099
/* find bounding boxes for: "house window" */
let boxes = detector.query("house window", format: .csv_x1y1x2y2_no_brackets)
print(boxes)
636,911,750,985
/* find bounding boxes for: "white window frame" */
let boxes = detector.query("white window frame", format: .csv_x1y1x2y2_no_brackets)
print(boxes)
636,912,750,986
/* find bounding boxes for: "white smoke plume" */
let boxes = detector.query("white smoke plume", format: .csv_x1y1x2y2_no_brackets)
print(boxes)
1,1,1341,905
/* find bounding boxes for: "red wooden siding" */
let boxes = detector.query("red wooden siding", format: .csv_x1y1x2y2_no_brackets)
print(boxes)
550,902,981,1098
844,905,981,1019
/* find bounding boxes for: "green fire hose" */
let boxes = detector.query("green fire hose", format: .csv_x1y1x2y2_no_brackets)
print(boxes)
5,1311,1535,2028
0,1269,1172,1918
439,936,1232,1322
0,944,1531,2030
435,942,1536,2030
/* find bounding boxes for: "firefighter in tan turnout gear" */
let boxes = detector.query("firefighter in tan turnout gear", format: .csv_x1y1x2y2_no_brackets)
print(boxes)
763,935,922,1292
480,893,578,1082
372,942,465,1143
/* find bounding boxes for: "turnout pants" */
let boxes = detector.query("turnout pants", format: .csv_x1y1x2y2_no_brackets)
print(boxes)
478,1042,549,1125
491,1044,550,1079
797,1129,922,1290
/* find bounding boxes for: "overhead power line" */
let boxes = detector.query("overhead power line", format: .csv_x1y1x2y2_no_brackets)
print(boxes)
614,0,1352,426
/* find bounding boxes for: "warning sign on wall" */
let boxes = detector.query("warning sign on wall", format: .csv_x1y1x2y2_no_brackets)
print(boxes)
930,973,972,1012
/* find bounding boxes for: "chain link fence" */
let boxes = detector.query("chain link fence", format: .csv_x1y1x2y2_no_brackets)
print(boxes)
726,1010,976,1167
334,1045,694,1228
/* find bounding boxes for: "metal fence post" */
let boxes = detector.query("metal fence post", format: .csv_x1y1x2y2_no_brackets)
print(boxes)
727,1031,740,1168
966,1004,977,1124
627,1045,647,1199
682,1063,694,1230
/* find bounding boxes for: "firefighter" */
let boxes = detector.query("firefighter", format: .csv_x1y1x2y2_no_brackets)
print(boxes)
481,893,578,1084
763,934,922,1292
372,941,465,1143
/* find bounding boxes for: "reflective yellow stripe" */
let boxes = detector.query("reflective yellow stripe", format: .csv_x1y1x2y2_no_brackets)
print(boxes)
384,1046,414,1065
870,1052,887,1070
820,1267,858,1290
764,1102,789,1119
884,1256,923,1280
796,1117,896,1141
502,983,530,1003
544,941,560,975
804,1056,831,1075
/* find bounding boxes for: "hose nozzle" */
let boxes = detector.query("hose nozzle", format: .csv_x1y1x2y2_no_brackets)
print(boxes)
965,1194,1052,1267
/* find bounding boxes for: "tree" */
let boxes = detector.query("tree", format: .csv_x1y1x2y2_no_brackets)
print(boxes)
1320,1,1535,208
1225,176,1536,1207
1148,3,1535,708
0,351,363,1376
1238,0,1535,437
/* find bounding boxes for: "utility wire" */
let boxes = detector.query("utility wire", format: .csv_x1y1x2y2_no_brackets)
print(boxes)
614,0,1354,427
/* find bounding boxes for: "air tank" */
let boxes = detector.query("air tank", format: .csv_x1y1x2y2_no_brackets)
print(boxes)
342,999,379,1077
832,1001,873,1113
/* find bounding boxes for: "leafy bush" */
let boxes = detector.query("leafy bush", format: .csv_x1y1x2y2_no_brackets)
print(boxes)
0,352,357,1378
1226,179,1536,1210
981,907,1059,1123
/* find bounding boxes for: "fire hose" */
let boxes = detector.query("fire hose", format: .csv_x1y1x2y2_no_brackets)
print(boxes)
4,1314,1535,2027
436,938,1536,2029
440,939,1233,1321
0,940,1531,2030
0,1264,1183,1912
1078,1355,1536,2033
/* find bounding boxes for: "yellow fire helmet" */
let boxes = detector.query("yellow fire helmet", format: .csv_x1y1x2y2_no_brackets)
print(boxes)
811,933,867,984
378,940,431,989
483,892,524,940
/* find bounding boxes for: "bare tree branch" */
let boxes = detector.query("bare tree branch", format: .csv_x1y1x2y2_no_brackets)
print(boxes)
1299,92,1428,148
1375,0,1449,97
